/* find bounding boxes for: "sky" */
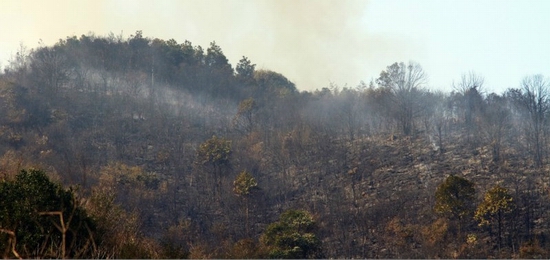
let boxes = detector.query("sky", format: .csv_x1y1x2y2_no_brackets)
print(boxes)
1,0,549,93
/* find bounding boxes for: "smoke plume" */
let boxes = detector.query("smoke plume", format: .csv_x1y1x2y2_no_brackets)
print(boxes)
1,0,416,91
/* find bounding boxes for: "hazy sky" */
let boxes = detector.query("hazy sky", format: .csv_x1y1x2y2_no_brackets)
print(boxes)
1,0,549,93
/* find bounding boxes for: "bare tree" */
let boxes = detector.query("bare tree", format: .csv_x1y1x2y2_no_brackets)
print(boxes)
453,72,485,148
508,75,550,168
426,91,448,153
453,72,485,93
481,93,511,163
30,46,72,93
376,61,428,135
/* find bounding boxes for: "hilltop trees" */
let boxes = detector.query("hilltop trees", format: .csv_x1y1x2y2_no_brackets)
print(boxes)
508,75,550,168
29,45,73,94
481,93,511,163
236,56,256,82
453,72,485,128
453,73,486,149
376,62,428,135
204,42,234,98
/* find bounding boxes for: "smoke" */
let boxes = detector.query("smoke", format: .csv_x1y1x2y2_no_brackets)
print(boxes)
232,0,376,90
186,0,409,90
1,0,416,91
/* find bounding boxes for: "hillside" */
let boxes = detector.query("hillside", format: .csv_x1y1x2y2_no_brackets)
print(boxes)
0,32,550,258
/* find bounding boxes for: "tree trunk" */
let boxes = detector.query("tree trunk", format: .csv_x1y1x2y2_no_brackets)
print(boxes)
498,210,502,252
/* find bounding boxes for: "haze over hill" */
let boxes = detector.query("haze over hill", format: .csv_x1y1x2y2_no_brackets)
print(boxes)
1,30,550,257
1,0,550,258
1,0,550,92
